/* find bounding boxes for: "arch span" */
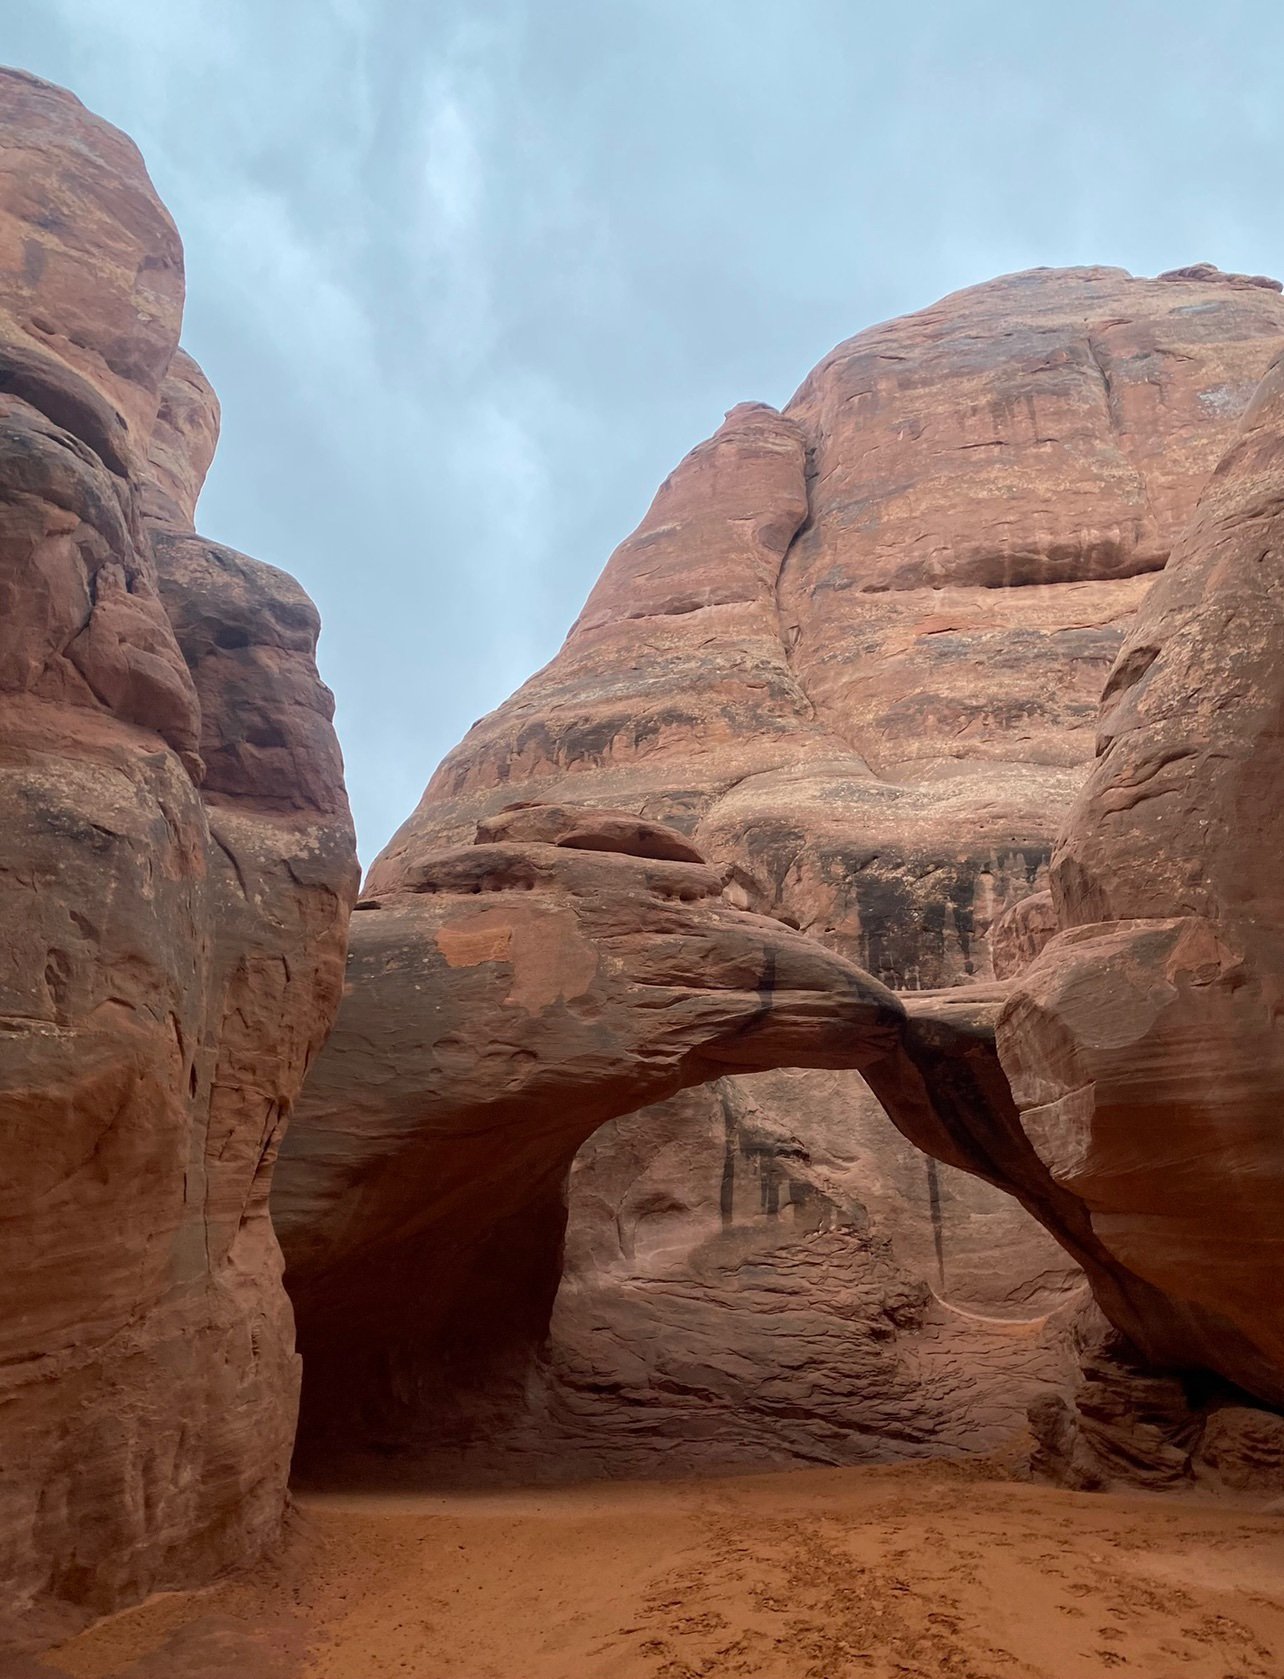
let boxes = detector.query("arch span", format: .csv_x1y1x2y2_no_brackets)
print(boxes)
273,807,1177,1458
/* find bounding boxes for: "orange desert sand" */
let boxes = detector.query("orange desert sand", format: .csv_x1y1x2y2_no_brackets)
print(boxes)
29,1463,1284,1679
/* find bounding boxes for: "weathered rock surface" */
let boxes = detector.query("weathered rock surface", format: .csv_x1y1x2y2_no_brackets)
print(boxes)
1029,1306,1284,1494
323,264,1284,1469
996,345,1284,1408
0,70,356,1636
277,813,921,1453
516,1070,1080,1480
383,265,1284,987
8,52,1282,1664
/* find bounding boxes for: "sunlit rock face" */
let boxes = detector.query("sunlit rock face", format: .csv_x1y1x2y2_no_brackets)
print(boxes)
0,70,357,1633
288,263,1284,1471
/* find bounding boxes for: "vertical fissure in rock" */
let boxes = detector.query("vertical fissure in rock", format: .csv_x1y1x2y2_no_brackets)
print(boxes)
925,1154,946,1289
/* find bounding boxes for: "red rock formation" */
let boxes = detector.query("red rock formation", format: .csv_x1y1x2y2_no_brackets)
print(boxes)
1029,1305,1284,1492
384,266,1284,988
0,71,184,449
310,264,1284,1470
138,348,219,529
7,49,1280,1627
996,346,1284,1408
525,1067,1079,1479
0,70,356,1635
277,813,919,1453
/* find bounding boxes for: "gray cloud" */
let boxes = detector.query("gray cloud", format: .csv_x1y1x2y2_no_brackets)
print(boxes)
9,0,1284,858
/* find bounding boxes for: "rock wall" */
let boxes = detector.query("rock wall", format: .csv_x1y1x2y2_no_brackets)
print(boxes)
0,71,356,1635
382,265,1284,986
528,1069,1080,1479
292,264,1284,1471
276,811,917,1457
997,343,1284,1407
1029,1303,1284,1493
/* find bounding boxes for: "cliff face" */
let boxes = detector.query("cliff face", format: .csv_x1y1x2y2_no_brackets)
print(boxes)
0,71,357,1631
378,264,1284,987
287,264,1284,1471
997,345,1284,1407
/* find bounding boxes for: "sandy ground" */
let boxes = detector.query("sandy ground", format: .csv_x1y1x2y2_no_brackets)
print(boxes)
27,1462,1284,1679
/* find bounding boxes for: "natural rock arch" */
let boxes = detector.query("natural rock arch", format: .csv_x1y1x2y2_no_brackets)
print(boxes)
275,806,1184,1459
281,258,1284,1467
275,809,905,1453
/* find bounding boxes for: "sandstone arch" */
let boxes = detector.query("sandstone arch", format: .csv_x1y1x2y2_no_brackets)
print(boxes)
280,263,1284,1462
275,806,1159,1460
276,810,908,1453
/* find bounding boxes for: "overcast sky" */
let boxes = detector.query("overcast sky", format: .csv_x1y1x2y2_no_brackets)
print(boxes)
9,0,1284,860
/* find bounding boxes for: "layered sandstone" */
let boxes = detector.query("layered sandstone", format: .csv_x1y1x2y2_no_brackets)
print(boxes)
295,264,1284,1469
1030,1307,1284,1493
277,812,916,1453
381,265,1284,988
996,345,1284,1408
0,70,356,1634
